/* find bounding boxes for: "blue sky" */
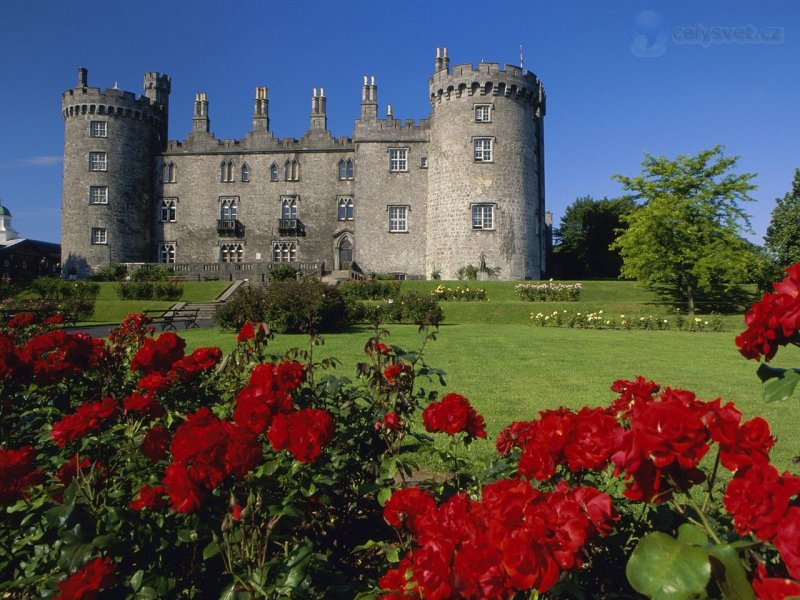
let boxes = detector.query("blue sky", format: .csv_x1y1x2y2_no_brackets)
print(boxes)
0,0,797,245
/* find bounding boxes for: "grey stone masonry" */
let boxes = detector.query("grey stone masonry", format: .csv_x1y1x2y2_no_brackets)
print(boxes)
60,49,546,280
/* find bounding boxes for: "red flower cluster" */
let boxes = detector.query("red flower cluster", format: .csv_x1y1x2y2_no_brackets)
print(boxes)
122,392,164,419
50,397,119,447
236,321,267,343
130,332,186,375
752,563,800,600
0,446,44,504
366,340,391,356
233,361,305,434
379,412,403,432
4,330,106,386
422,393,486,440
56,453,104,487
163,407,262,513
736,264,800,361
724,463,800,578
383,362,412,386
106,313,155,351
141,425,170,462
170,346,222,383
268,408,335,463
380,480,616,598
55,556,116,600
129,484,169,511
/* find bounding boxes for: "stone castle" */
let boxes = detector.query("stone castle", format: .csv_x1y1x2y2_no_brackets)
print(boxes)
60,48,547,280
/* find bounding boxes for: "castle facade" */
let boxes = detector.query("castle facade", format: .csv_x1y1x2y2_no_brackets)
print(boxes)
60,49,547,280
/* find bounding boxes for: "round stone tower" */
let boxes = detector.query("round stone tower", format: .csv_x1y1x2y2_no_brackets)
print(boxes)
426,49,546,280
61,68,170,277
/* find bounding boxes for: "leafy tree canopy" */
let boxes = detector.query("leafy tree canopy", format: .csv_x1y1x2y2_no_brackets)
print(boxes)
611,146,757,313
554,195,637,279
765,168,800,268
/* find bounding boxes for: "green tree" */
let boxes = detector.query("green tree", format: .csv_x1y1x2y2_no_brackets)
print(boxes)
612,146,756,314
765,168,800,268
554,195,637,279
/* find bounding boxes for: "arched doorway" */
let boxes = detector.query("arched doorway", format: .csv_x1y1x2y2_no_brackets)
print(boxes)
337,237,353,270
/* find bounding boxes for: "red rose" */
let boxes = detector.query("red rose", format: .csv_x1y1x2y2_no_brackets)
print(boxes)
56,454,97,487
129,484,168,511
137,372,172,394
378,556,415,596
268,408,334,463
233,362,301,434
381,412,403,431
384,487,436,533
222,424,262,478
383,362,411,386
609,376,660,416
500,526,560,593
422,393,486,439
564,407,616,472
51,397,119,447
411,539,455,600
0,446,44,504
775,506,800,580
518,444,556,481
55,556,116,599
122,392,164,419
170,346,222,382
496,420,538,456
141,425,170,462
237,322,255,343
163,462,205,514
752,562,800,600
130,332,186,375
724,463,800,541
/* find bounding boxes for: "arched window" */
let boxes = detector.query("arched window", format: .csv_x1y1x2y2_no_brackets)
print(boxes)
220,197,237,221
270,162,278,181
285,159,299,181
220,243,244,263
281,196,298,220
241,163,250,182
166,162,176,183
337,197,354,221
338,159,354,180
160,243,176,264
221,160,234,182
272,241,297,263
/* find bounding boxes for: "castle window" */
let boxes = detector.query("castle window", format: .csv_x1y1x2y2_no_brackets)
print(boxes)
272,241,297,263
284,159,300,181
472,203,495,230
161,198,177,222
89,186,108,204
241,163,250,182
160,242,176,264
389,148,407,172
473,138,493,162
338,159,354,180
220,160,235,182
474,105,492,123
419,157,428,169
388,205,408,233
91,227,107,245
90,121,107,137
281,196,298,220
220,243,244,263
270,162,279,181
220,197,238,221
163,162,176,183
337,197,354,221
88,152,107,171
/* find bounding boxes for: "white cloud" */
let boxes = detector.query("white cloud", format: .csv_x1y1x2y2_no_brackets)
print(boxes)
0,156,62,169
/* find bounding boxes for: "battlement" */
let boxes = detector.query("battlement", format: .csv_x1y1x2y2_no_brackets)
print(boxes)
164,134,354,154
428,60,544,111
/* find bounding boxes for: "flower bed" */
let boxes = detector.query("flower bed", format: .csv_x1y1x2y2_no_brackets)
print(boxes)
531,309,724,331
1,269,800,598
431,284,488,301
516,281,583,301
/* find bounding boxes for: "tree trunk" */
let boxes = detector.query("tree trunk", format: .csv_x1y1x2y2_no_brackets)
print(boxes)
686,283,695,315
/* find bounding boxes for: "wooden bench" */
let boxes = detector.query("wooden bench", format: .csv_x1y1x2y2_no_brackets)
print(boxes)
143,307,200,331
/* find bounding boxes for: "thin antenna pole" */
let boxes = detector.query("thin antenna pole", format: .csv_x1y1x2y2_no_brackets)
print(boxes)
520,44,524,70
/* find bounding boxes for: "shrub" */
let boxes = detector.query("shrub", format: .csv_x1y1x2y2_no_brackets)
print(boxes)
516,280,583,301
90,263,128,282
268,264,299,282
214,285,271,329
27,277,99,320
456,264,479,280
263,278,349,333
530,309,724,332
401,291,444,327
431,284,487,301
338,278,401,301
116,281,183,301
130,264,173,282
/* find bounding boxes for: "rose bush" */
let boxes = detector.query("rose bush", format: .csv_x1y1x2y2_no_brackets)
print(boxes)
1,261,799,598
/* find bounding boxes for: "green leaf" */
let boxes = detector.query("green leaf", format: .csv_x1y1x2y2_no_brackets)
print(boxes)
218,583,236,600
385,546,399,563
202,541,220,560
129,569,144,593
627,532,711,599
761,368,800,403
708,544,755,600
379,457,398,480
756,363,788,382
134,587,158,600
676,523,708,547
377,487,393,506
177,529,197,543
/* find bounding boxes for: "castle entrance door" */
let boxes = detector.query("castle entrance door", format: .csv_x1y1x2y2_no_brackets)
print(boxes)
338,238,353,270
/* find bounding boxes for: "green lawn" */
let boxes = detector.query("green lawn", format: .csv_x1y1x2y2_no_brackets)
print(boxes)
177,322,800,473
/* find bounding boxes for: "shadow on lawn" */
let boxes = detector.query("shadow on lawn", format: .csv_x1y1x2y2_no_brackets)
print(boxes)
645,284,758,314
